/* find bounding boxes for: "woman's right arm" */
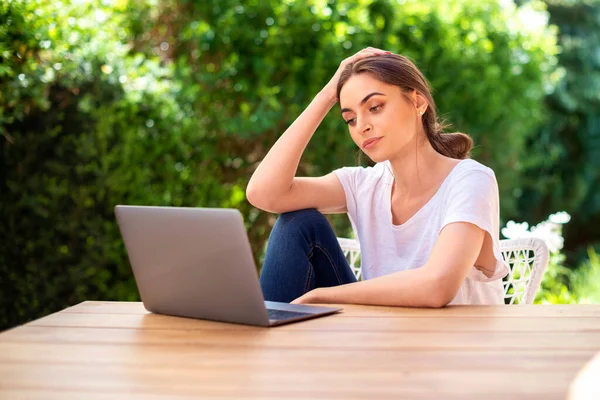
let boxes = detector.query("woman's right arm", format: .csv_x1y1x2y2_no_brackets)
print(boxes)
245,90,347,214
245,47,388,214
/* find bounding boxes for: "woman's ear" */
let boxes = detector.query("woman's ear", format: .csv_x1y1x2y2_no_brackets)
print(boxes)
415,91,428,114
405,89,428,111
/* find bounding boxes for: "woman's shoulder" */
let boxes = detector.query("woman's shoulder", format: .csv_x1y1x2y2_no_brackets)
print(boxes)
334,161,391,182
441,158,499,198
451,158,497,181
333,161,392,195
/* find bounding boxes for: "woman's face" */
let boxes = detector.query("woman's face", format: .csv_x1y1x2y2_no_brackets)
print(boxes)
339,73,424,163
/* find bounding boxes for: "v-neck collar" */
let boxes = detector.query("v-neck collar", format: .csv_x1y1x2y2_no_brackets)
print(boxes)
386,159,469,230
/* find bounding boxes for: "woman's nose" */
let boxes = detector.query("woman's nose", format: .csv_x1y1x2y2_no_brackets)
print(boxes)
359,123,372,135
357,117,372,135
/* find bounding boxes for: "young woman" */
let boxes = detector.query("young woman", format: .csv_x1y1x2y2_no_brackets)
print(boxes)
246,47,509,307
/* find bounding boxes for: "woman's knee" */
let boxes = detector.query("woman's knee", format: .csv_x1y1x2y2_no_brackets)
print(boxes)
273,208,330,235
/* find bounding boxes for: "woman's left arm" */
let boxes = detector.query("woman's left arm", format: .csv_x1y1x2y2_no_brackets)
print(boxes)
291,221,485,308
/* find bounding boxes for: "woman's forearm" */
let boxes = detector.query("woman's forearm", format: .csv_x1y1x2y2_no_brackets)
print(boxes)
312,267,449,308
246,90,336,205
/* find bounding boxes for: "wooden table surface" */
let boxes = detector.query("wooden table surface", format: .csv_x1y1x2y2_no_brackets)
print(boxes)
1,301,599,399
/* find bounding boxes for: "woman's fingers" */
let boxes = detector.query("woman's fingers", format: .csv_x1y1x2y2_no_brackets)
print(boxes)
326,46,393,99
350,49,382,63
356,47,391,59
365,46,390,54
342,47,392,66
369,46,393,54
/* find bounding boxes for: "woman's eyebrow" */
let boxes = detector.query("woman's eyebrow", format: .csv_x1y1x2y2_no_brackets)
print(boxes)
341,92,386,113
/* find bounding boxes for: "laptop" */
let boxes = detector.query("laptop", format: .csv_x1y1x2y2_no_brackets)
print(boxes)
114,205,342,326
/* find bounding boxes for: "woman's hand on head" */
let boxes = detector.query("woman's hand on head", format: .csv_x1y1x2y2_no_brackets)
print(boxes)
322,47,392,104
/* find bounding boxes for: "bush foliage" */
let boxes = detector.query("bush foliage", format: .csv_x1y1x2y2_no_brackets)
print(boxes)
1,0,561,329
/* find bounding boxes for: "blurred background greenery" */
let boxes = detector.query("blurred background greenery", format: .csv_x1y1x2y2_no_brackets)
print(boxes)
1,0,599,330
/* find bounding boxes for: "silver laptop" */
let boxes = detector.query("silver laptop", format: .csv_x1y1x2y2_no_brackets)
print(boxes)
114,205,342,326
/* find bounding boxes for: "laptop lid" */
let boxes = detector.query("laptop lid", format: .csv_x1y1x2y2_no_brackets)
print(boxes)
114,205,272,326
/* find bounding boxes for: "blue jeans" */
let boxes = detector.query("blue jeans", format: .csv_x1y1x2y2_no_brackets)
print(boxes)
259,209,358,303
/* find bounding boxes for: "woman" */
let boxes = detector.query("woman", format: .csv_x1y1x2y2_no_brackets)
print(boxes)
246,47,509,307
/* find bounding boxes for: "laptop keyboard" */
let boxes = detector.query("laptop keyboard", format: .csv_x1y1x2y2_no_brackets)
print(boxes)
267,309,313,321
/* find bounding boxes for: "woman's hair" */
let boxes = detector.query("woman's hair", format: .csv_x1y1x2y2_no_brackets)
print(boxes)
336,54,473,160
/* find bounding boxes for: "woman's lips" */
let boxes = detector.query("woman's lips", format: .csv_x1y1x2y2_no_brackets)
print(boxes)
362,137,383,149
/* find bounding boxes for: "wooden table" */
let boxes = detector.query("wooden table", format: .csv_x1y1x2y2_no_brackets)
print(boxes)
1,301,599,399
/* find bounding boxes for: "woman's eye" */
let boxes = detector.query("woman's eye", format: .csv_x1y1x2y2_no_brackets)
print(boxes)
344,106,381,125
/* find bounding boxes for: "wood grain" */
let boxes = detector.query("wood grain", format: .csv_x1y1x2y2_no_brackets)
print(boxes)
23,311,600,332
0,363,581,398
61,301,600,317
1,301,599,400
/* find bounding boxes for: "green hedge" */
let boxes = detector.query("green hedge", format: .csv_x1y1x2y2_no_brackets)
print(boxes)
0,0,557,330
519,0,600,260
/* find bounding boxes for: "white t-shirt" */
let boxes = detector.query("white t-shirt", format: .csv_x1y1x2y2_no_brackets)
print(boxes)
333,159,509,305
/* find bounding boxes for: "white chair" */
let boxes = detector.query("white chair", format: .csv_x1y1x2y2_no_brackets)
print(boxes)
336,236,550,304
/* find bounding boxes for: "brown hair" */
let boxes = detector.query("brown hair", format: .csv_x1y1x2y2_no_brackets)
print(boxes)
336,54,473,160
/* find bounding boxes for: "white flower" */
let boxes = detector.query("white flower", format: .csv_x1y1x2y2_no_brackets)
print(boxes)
531,221,564,253
501,212,570,254
501,221,531,240
549,211,571,224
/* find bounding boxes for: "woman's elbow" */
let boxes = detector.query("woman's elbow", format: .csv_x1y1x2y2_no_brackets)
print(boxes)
246,183,268,209
246,185,280,213
424,276,457,308
245,184,261,208
426,294,451,308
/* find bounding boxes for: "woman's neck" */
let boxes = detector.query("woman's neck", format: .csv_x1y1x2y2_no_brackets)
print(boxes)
387,140,452,198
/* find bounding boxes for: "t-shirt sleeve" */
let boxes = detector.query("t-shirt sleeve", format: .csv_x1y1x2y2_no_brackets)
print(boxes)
441,168,509,282
332,166,362,223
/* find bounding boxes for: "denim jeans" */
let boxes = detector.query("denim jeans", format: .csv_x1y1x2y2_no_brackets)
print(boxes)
259,208,358,303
